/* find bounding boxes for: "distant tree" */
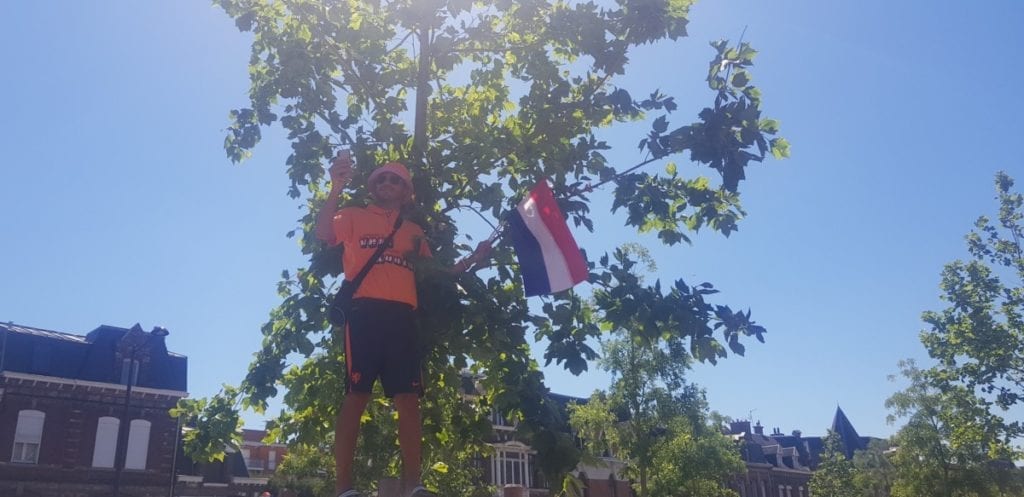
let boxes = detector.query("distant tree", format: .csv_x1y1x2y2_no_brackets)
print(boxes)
570,279,744,497
647,414,743,497
886,360,1008,497
175,0,786,491
809,430,858,497
919,171,1023,442
851,439,894,497
269,443,336,497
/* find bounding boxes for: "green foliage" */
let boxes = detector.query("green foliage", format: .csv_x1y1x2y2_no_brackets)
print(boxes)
169,385,243,462
181,0,787,491
569,319,743,497
809,431,858,497
920,171,1024,421
879,173,1024,497
851,439,894,497
647,415,743,497
886,361,1012,497
269,443,336,497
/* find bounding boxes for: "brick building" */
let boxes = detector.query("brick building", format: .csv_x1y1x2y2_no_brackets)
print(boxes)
0,322,187,497
0,322,271,497
725,406,879,497
239,429,287,476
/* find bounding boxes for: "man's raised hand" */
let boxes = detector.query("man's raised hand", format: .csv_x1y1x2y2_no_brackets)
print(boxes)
329,149,354,187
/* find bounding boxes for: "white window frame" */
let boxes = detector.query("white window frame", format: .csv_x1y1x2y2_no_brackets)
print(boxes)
490,409,517,430
491,444,531,490
12,410,45,464
92,416,120,468
125,419,151,470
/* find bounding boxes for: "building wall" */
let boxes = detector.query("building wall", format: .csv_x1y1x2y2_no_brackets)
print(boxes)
241,441,287,474
0,373,182,497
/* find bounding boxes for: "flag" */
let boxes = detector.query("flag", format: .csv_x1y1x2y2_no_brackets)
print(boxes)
507,180,588,296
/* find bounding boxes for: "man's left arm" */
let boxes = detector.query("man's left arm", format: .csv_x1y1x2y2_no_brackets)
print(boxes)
448,241,492,274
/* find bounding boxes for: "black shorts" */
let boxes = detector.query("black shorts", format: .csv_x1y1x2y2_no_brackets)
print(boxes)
343,298,423,397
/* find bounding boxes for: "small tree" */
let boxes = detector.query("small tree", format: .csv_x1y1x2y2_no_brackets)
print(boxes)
809,431,857,497
570,258,745,497
269,443,336,497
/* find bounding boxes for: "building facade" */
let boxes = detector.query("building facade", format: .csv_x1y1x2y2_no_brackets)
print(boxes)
0,322,270,497
0,322,187,497
725,407,878,497
239,429,287,477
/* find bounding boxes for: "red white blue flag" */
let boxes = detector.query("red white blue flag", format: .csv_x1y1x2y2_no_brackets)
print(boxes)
507,180,588,296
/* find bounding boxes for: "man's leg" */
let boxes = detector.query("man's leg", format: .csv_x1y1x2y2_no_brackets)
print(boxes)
336,391,372,494
393,392,422,493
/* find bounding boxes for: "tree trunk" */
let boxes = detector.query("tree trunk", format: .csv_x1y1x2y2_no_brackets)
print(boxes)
413,25,431,169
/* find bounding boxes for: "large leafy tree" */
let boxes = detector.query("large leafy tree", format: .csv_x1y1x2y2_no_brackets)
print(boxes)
176,0,787,491
885,360,1011,497
920,171,1023,437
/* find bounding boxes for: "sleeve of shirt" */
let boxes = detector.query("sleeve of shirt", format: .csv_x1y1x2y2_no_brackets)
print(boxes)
332,208,355,246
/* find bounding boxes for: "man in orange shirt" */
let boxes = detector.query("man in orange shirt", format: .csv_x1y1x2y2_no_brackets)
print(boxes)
315,151,489,497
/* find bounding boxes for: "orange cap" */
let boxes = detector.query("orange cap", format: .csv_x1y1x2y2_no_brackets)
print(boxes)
368,162,412,190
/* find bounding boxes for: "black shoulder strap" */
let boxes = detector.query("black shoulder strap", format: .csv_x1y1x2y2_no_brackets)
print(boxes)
347,215,404,290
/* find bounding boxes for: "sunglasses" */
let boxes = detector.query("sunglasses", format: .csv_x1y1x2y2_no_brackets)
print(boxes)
374,173,405,186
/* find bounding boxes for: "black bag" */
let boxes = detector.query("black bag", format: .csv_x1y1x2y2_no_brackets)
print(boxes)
328,215,404,326
328,280,357,325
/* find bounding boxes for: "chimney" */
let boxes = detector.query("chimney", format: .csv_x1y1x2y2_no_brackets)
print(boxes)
754,421,764,435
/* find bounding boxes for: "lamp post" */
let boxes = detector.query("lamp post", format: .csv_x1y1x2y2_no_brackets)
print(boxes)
112,325,169,497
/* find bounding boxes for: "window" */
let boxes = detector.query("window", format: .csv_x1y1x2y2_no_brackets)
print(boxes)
268,449,276,470
92,417,120,468
120,359,140,385
12,410,45,464
125,419,151,470
491,449,529,487
490,409,515,428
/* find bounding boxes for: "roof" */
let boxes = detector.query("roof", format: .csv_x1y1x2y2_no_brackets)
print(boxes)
831,406,867,459
242,429,268,443
726,409,874,471
0,321,188,391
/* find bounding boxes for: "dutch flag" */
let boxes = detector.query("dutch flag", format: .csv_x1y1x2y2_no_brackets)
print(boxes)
507,180,589,296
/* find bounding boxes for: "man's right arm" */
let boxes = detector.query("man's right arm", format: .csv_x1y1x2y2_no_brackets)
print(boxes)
315,151,354,245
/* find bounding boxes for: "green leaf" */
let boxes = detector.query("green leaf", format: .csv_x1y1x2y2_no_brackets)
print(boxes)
770,137,791,159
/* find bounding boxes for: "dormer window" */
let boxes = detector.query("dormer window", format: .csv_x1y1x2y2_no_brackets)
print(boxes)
120,358,139,385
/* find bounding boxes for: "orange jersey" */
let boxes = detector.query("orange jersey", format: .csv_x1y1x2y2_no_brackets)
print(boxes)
332,204,432,308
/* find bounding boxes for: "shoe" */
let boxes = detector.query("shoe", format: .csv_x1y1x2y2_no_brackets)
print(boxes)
338,489,364,497
407,485,436,497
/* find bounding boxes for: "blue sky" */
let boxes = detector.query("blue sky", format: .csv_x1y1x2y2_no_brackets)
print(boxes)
2,0,1022,441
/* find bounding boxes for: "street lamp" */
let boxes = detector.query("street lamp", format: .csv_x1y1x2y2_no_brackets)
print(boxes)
112,325,169,497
